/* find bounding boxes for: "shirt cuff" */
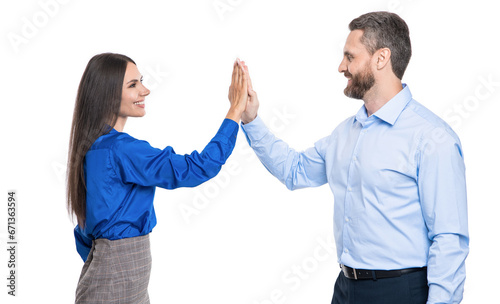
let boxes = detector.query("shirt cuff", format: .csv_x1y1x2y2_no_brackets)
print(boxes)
240,116,270,145
219,118,239,143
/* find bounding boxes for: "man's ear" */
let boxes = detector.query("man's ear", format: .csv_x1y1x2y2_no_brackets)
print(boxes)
375,48,391,70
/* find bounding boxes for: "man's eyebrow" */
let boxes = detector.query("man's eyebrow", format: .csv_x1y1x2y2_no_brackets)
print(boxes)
344,51,353,57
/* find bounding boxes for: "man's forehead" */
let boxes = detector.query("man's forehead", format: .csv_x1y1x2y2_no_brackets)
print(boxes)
343,29,366,53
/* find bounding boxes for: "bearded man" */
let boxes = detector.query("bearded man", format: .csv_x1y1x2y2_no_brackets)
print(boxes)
239,11,469,304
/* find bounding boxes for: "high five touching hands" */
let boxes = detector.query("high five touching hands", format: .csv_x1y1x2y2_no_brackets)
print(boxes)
226,58,259,124
239,60,259,124
226,59,248,122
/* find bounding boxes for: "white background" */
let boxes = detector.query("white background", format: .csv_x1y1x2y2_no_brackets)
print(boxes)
1,0,498,303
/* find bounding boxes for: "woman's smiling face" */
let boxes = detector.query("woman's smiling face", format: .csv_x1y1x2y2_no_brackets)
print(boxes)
118,62,150,119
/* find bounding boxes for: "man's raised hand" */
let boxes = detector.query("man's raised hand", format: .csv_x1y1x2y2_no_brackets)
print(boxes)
239,60,259,124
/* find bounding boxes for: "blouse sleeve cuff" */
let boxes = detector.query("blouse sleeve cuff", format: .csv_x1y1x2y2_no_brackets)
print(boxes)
219,118,239,142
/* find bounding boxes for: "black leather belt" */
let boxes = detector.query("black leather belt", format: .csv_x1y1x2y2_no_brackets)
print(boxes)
340,264,427,280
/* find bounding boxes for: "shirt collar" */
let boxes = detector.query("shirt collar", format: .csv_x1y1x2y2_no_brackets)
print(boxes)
104,124,117,134
354,83,412,126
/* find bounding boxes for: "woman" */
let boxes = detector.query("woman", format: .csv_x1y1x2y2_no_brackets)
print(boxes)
67,53,248,303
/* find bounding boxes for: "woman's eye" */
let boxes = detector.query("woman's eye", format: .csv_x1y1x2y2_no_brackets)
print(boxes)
129,83,136,88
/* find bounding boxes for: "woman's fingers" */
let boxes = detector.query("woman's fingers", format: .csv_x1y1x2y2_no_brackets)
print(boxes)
236,62,242,90
231,60,237,88
228,58,251,113
229,60,239,101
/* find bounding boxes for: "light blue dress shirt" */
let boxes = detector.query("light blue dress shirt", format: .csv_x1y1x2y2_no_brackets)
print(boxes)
74,119,238,262
241,84,469,303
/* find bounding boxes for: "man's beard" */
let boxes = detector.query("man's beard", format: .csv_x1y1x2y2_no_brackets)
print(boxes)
343,65,375,100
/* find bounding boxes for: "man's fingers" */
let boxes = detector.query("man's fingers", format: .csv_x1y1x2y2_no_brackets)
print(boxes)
240,64,245,86
237,61,252,90
241,66,248,91
247,74,253,92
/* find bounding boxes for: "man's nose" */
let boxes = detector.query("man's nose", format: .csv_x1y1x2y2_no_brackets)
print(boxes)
338,58,347,73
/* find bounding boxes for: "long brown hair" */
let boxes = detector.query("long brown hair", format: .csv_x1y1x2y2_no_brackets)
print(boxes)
67,53,135,228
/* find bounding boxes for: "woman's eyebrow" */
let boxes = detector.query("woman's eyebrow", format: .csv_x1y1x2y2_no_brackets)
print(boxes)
126,76,144,84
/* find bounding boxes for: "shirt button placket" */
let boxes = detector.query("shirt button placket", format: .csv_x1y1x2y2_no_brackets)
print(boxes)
342,126,366,261
344,124,368,261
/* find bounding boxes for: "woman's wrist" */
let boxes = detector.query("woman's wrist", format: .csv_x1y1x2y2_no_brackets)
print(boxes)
225,106,244,123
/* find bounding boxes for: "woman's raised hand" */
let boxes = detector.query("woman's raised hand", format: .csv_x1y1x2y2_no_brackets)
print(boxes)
226,59,248,122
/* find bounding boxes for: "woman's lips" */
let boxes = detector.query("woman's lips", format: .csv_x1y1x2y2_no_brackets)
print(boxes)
134,101,145,108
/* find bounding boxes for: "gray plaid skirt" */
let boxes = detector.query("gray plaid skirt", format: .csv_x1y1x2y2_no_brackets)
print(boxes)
75,234,152,303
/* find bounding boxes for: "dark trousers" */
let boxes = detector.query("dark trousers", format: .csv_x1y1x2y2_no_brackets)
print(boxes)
331,269,428,304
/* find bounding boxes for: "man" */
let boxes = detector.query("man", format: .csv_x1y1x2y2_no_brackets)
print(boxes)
239,12,469,304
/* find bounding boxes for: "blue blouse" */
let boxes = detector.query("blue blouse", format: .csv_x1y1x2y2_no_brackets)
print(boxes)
74,119,238,261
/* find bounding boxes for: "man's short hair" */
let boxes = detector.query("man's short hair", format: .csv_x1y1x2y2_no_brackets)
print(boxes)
349,11,411,80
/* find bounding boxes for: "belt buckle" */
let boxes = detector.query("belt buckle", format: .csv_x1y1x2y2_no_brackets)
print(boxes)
341,265,358,280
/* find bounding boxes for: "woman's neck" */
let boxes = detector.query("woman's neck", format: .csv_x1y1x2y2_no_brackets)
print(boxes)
113,116,127,132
